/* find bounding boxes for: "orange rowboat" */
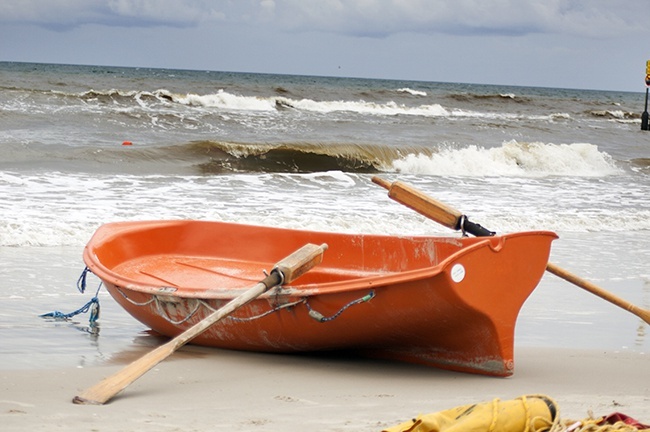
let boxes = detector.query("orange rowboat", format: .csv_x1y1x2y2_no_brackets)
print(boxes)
83,220,556,376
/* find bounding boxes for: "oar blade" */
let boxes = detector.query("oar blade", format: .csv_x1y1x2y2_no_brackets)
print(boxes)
73,339,177,405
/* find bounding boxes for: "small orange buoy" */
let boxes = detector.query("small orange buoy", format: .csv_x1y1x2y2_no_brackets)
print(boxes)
122,141,133,146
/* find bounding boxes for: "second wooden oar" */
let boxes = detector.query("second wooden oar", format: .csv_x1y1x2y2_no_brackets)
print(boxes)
372,176,650,326
73,242,328,405
545,262,650,325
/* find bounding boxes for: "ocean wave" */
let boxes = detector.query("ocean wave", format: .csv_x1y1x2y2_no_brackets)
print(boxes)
50,88,175,105
548,112,572,121
175,90,452,117
630,158,650,174
167,91,579,123
192,141,393,174
47,87,450,116
172,91,562,122
589,109,640,120
177,90,277,111
20,86,542,120
445,92,531,104
0,140,629,177
4,85,592,125
391,140,622,177
0,140,402,174
396,88,427,96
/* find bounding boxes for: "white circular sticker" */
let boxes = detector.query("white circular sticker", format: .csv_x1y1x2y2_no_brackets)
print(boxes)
451,264,466,283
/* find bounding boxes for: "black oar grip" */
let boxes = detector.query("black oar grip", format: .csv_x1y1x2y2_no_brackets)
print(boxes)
458,216,495,237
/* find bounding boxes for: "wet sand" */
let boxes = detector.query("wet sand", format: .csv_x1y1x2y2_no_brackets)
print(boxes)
1,346,648,431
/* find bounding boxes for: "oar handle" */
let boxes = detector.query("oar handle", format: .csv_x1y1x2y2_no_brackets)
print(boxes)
273,243,328,283
371,176,494,237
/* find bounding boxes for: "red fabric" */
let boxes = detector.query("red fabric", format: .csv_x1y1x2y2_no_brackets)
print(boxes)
599,413,650,429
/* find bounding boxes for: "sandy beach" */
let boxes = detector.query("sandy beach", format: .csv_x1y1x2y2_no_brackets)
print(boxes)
1,346,647,431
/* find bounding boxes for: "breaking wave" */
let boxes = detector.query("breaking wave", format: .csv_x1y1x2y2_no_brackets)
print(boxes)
1,140,625,177
10,87,577,122
391,141,623,177
396,88,427,96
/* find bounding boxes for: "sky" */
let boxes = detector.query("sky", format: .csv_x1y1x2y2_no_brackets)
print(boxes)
1,0,649,92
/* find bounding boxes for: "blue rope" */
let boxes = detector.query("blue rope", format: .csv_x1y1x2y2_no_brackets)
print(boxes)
40,267,102,325
77,266,92,293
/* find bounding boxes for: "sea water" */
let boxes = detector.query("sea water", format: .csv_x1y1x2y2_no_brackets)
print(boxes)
1,62,648,370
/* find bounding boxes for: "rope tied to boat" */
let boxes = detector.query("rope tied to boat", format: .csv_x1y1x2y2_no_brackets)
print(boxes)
459,214,468,237
305,291,375,323
40,267,102,326
76,266,92,294
115,282,375,325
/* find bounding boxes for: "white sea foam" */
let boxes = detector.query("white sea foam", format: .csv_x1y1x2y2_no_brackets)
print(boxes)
168,90,505,118
397,88,427,96
6,86,579,125
177,90,277,111
169,90,576,122
1,166,648,248
162,90,578,123
391,140,622,177
283,98,450,116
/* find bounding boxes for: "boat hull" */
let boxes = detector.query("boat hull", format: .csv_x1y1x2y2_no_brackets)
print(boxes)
83,220,557,376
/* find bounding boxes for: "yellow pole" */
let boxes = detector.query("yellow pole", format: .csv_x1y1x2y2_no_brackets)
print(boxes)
642,61,650,131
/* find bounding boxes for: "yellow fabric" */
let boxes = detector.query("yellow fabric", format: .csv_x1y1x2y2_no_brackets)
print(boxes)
383,395,556,432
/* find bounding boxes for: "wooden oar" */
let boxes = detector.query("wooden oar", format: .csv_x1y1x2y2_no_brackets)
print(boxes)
544,263,650,324
73,242,328,405
372,176,650,326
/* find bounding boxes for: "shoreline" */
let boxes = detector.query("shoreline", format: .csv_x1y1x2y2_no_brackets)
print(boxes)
1,346,648,431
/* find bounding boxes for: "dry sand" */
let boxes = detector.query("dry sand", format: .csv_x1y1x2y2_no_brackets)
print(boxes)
1,346,648,431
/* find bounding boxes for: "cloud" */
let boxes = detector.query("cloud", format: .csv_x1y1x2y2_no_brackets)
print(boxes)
0,0,227,30
272,0,646,38
105,0,226,25
0,0,646,38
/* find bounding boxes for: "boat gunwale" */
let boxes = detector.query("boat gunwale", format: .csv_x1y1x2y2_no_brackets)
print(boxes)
83,220,558,300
